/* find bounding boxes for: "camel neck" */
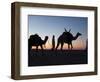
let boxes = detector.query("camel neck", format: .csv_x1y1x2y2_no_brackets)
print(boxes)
73,34,78,40
42,37,48,44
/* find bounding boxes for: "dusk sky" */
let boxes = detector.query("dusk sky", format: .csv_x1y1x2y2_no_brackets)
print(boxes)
28,15,87,50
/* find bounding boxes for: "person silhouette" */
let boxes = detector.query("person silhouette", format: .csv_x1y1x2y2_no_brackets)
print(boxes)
52,35,55,50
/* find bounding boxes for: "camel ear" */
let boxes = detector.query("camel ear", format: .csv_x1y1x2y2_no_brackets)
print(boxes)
64,28,67,32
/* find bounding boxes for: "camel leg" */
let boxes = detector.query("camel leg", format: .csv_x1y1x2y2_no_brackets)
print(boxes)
61,43,64,50
36,46,38,50
71,42,73,50
40,45,43,50
68,44,70,50
56,42,60,50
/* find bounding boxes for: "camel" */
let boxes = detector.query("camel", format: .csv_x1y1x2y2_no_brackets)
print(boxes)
51,35,55,50
56,29,82,50
28,34,48,51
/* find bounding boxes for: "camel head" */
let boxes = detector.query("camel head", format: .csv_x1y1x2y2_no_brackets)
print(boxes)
73,32,82,40
43,36,48,44
77,32,82,36
45,36,48,41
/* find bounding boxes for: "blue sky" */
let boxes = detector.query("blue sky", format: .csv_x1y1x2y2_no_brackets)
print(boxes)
28,15,87,50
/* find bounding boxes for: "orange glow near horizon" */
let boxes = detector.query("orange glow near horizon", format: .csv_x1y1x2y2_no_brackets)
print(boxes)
32,38,86,50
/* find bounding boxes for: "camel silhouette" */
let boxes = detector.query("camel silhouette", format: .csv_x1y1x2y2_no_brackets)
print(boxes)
56,29,82,50
28,34,48,51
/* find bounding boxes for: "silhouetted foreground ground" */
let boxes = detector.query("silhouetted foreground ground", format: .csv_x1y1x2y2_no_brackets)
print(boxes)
28,50,87,66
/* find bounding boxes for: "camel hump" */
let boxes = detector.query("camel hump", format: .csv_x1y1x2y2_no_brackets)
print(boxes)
67,32,73,37
62,31,73,39
30,34,41,41
30,34,39,38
